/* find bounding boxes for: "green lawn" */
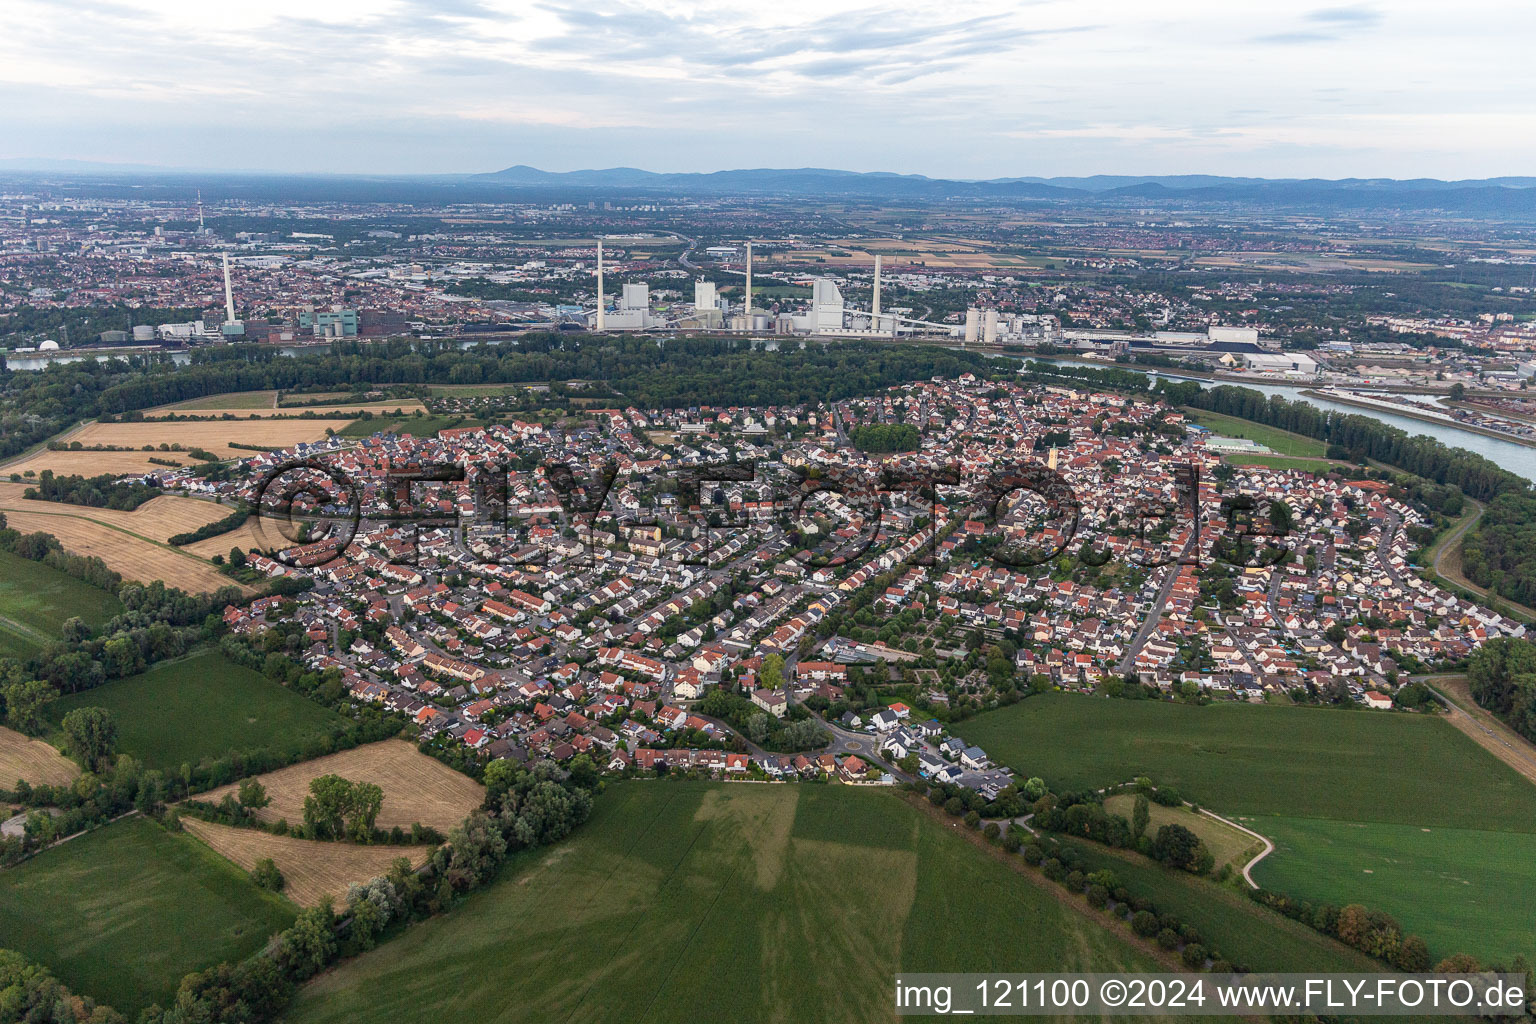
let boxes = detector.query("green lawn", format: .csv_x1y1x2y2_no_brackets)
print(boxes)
289,782,1171,1024
46,650,346,771
1058,839,1382,974
0,815,294,1014
1185,409,1326,456
955,694,1536,831
0,548,123,659
1251,816,1536,966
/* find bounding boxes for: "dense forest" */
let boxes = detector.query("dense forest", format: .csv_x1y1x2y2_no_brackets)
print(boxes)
1460,492,1536,607
0,337,1011,463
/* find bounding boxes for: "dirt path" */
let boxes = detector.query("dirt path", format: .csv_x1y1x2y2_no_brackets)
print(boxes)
1428,501,1536,621
1422,674,1536,786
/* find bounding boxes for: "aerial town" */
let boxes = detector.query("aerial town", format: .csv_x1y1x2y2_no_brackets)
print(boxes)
158,372,1521,795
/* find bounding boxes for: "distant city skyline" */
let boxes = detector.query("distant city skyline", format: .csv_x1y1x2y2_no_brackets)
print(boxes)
3,0,1533,179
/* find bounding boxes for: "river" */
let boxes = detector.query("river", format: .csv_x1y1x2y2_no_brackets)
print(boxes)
1031,356,1536,483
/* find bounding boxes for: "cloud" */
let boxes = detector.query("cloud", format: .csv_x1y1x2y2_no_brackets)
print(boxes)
1252,30,1339,44
1306,5,1381,24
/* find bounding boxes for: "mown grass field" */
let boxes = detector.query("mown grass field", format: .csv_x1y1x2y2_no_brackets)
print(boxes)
0,547,123,658
46,650,346,771
958,694,1536,965
289,782,1172,1024
1185,409,1326,456
955,694,1536,831
0,815,294,1014
1252,816,1536,965
1101,794,1263,872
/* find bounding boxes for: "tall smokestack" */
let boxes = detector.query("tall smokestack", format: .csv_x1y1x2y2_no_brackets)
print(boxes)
872,254,882,331
222,253,235,322
745,241,753,317
596,238,605,332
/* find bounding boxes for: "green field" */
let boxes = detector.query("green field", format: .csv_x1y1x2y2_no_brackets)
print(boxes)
1252,816,1536,965
168,391,278,410
1058,839,1382,973
289,782,1171,1024
46,650,346,770
0,548,123,659
956,694,1536,831
1185,409,1326,456
1223,455,1354,474
338,413,484,438
958,694,1536,964
0,815,294,1014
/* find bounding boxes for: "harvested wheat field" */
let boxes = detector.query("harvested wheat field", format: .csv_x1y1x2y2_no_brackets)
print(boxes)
3,419,352,477
0,726,78,787
181,818,430,907
200,739,483,834
0,484,229,544
183,519,270,558
0,505,240,593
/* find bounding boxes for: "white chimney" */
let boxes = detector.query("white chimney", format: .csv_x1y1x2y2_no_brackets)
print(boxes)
222,253,235,322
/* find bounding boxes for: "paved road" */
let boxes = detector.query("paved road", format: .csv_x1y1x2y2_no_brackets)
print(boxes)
1116,530,1198,674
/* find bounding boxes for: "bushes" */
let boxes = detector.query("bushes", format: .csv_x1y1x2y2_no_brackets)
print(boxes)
0,947,123,1024
251,857,285,891
1131,910,1160,937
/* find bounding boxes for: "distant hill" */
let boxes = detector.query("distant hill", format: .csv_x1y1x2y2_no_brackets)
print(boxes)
5,159,1536,218
468,165,1536,216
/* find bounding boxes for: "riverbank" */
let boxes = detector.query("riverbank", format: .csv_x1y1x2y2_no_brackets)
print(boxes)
1300,388,1536,450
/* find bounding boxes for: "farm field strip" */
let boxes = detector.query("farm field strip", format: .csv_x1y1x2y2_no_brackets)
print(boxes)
957,694,1536,965
287,783,1170,1024
0,724,78,787
0,482,230,542
144,400,428,419
198,738,485,833
2,418,352,477
182,818,430,907
0,504,238,593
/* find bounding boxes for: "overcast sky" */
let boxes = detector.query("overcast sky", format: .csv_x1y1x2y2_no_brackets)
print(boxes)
2,0,1531,179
